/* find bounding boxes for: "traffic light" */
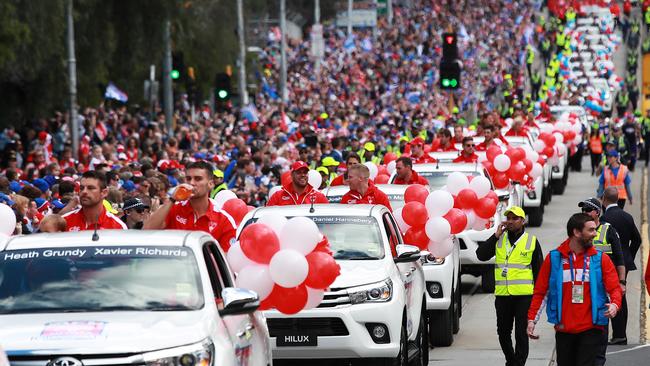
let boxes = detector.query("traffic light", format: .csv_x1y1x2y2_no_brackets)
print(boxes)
214,72,232,101
171,52,184,80
440,59,461,89
442,33,458,61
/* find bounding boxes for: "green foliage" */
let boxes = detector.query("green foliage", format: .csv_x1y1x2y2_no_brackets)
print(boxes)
0,0,244,127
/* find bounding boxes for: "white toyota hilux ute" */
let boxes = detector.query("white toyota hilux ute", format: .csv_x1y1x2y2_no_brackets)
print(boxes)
390,163,518,293
238,204,429,366
0,230,273,366
322,184,462,347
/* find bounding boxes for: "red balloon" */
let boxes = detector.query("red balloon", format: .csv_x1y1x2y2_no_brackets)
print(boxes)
484,190,499,205
443,208,468,235
492,172,509,189
508,162,527,182
452,195,461,209
402,201,428,227
377,165,389,176
383,152,398,165
247,205,255,212
273,284,308,315
239,223,280,264
404,226,429,250
475,198,497,219
522,158,533,173
486,145,502,162
281,171,292,186
305,251,341,289
539,132,556,146
567,130,576,140
543,146,555,158
537,157,546,166
404,184,429,204
222,198,248,225
375,174,390,184
505,147,525,163
456,188,479,209
313,236,333,255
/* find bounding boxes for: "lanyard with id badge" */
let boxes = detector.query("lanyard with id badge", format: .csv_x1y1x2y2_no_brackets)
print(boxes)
501,235,517,278
569,252,589,304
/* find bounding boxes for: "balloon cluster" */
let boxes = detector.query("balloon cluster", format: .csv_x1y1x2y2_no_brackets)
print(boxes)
213,190,254,226
392,173,497,258
482,145,543,190
544,113,583,156
533,130,566,166
227,216,341,315
0,203,14,240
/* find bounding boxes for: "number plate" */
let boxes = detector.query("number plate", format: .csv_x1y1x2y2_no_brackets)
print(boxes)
276,334,318,347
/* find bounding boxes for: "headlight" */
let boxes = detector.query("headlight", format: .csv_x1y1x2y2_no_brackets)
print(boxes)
425,254,445,265
348,279,393,304
144,340,213,366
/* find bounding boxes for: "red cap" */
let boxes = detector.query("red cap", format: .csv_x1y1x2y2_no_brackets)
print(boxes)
410,137,425,146
38,131,48,141
291,161,309,172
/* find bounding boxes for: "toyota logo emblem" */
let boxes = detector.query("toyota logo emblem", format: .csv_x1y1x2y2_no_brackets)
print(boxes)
47,357,84,366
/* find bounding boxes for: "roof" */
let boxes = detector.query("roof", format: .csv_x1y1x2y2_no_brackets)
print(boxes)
247,204,387,219
1,230,209,252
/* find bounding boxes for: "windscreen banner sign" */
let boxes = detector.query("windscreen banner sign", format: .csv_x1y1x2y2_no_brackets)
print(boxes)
2,246,191,261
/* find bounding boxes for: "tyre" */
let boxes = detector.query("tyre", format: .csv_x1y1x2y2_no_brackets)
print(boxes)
481,268,495,293
428,305,454,347
525,206,543,227
545,184,553,203
452,285,460,334
377,319,408,366
551,179,565,195
413,310,429,366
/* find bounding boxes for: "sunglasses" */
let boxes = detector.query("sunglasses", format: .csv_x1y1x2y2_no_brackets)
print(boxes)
464,144,475,147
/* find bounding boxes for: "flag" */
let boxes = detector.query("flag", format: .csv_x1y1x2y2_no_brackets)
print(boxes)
241,105,259,122
104,82,128,103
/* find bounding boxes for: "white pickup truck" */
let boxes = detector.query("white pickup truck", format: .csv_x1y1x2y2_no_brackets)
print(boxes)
238,204,429,366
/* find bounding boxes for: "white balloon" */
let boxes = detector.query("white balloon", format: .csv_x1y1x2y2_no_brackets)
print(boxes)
425,217,452,243
257,215,288,235
464,209,476,231
227,242,255,273
307,170,322,189
425,190,454,217
533,140,546,152
236,265,275,300
269,249,309,288
268,185,282,199
213,190,238,209
279,217,320,254
446,172,469,195
387,160,397,174
428,238,454,258
0,204,15,236
393,207,411,233
304,287,326,310
530,163,543,179
472,217,489,231
553,132,565,144
364,162,379,180
469,176,491,198
493,154,511,172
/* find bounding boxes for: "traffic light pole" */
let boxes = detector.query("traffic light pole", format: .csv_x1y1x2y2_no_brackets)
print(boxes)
280,0,288,103
163,20,174,136
237,0,249,106
66,0,79,160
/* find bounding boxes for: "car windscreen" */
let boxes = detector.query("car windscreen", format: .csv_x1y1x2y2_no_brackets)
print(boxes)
309,216,384,260
417,171,482,190
0,246,204,314
326,194,405,209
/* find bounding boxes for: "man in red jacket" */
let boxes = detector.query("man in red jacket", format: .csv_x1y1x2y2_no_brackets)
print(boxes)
432,129,458,152
330,154,361,186
267,161,329,206
340,164,392,211
393,157,429,185
527,213,622,366
409,137,436,164
453,137,479,163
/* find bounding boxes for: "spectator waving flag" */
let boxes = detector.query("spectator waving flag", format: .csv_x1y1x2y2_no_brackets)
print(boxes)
104,82,128,103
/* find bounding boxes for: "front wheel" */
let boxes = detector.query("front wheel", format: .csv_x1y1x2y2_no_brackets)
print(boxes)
551,179,565,195
413,311,429,366
525,206,543,227
428,306,454,347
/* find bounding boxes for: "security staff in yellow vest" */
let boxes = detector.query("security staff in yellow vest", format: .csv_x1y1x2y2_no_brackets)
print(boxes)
209,169,228,199
321,157,340,183
578,197,626,366
476,206,544,366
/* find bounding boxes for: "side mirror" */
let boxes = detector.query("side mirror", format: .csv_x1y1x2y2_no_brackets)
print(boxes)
394,244,421,263
498,193,510,202
218,287,260,316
